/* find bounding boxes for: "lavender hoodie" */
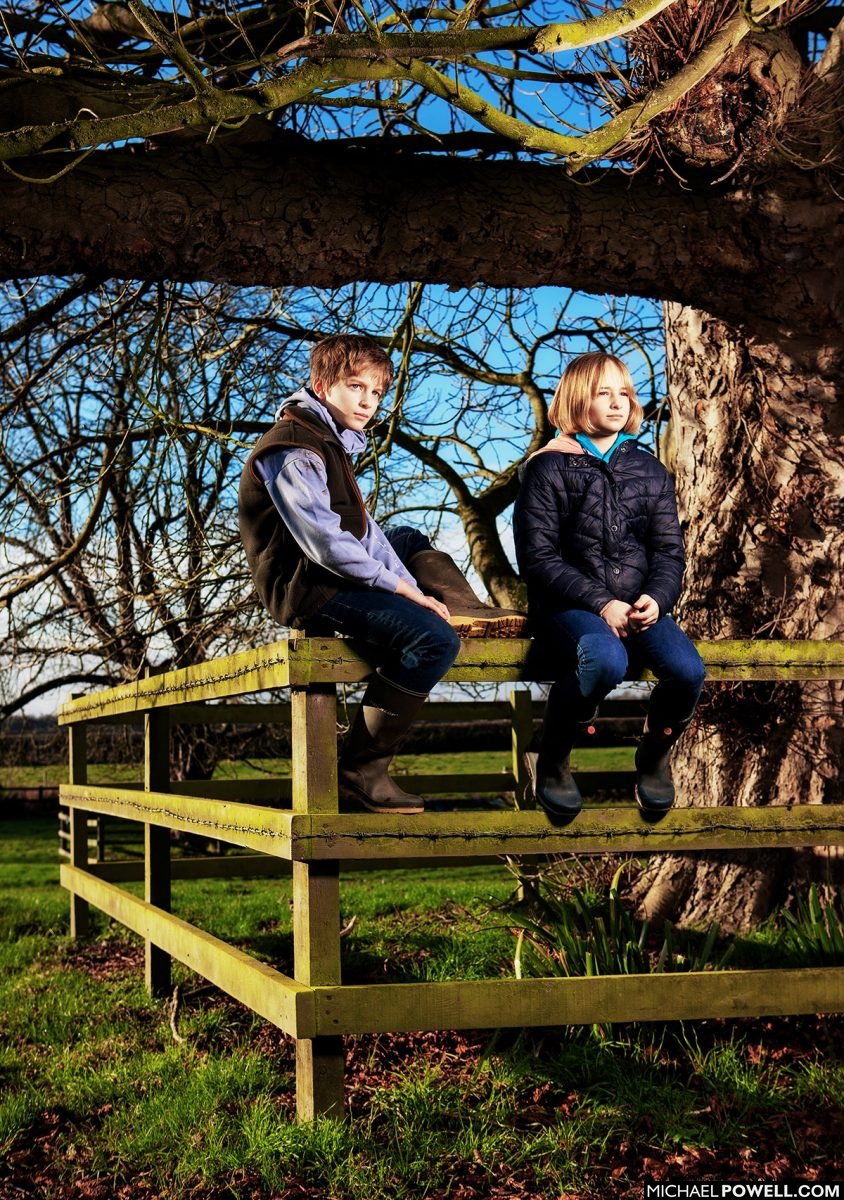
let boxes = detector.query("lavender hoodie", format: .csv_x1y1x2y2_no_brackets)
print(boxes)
254,389,417,593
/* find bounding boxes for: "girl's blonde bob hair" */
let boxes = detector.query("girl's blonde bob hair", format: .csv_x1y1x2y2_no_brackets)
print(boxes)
548,352,644,436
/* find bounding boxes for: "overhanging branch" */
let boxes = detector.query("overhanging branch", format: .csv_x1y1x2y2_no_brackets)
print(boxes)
280,0,681,62
0,0,784,169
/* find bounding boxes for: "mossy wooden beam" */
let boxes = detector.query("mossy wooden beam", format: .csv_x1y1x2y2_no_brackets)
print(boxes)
56,640,300,723
511,687,534,810
61,864,315,1036
59,859,844,1043
58,638,844,724
60,785,295,857
444,637,844,682
312,966,844,1036
290,804,844,860
695,638,844,680
60,786,844,860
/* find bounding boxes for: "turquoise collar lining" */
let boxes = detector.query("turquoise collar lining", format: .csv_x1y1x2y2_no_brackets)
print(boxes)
574,431,636,462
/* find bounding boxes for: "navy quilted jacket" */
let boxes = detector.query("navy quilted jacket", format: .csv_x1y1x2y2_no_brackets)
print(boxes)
513,440,686,621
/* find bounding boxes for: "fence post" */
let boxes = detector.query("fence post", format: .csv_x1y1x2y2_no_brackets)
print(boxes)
291,679,344,1120
144,706,172,997
510,687,534,809
68,709,90,939
509,687,540,902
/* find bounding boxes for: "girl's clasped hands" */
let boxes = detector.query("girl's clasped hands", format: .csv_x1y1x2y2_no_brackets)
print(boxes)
600,594,660,637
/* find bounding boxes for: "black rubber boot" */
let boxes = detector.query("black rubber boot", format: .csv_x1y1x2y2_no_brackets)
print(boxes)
524,689,598,818
338,675,428,814
407,549,528,638
634,720,690,815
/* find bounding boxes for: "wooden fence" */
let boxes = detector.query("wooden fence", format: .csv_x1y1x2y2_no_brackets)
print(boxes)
59,636,844,1119
56,695,643,861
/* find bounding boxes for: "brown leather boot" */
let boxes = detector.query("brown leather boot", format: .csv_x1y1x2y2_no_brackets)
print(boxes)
338,675,428,814
407,549,528,637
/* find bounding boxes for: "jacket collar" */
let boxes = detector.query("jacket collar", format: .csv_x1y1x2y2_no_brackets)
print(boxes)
276,388,367,456
574,431,637,462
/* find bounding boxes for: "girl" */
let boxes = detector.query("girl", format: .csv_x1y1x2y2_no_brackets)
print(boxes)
513,352,705,817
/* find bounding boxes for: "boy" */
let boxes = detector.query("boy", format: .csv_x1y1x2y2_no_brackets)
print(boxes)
238,334,526,815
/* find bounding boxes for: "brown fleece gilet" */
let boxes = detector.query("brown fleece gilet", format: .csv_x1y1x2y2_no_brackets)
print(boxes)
238,405,368,627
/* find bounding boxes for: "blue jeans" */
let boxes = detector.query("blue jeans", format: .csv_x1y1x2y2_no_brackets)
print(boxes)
534,609,705,729
311,527,461,694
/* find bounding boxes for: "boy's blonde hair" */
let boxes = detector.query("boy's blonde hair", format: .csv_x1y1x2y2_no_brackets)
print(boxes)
310,334,394,394
548,352,644,436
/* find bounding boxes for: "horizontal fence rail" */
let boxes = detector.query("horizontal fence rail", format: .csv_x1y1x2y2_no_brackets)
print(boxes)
57,788,844,858
57,638,844,724
59,636,844,1118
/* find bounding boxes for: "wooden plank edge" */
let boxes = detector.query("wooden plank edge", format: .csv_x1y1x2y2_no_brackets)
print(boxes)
57,640,299,724
59,792,844,860
292,804,844,860
59,785,294,859
60,864,315,1036
57,639,844,724
311,967,844,1035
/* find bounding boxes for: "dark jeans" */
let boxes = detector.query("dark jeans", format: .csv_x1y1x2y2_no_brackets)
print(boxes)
535,609,705,730
312,527,461,694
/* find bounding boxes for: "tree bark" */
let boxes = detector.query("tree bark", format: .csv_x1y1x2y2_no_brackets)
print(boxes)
2,146,842,359
630,303,844,932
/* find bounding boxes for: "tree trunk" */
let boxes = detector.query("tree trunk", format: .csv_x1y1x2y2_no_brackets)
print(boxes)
630,303,844,932
459,498,525,610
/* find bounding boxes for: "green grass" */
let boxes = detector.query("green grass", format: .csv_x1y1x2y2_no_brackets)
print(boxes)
1,763,144,788
1,817,842,1198
1,763,68,788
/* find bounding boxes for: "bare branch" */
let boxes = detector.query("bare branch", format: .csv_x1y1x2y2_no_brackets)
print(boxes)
0,0,793,170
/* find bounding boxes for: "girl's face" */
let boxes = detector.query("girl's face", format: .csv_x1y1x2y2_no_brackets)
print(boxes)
587,363,632,436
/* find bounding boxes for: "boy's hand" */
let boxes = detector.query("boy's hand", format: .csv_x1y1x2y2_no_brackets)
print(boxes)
396,579,451,623
600,599,632,638
627,594,660,631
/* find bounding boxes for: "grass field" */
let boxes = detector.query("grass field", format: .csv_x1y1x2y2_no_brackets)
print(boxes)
1,807,843,1198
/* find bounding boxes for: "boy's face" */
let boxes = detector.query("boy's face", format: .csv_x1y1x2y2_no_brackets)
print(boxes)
313,365,386,432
